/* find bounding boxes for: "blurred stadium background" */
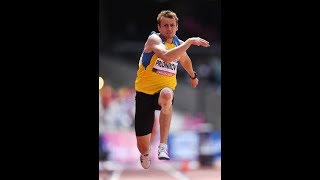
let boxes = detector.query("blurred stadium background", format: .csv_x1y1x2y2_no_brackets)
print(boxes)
99,0,221,179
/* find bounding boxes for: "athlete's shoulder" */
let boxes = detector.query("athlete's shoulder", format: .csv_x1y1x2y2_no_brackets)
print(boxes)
144,31,161,53
148,31,160,38
147,32,162,44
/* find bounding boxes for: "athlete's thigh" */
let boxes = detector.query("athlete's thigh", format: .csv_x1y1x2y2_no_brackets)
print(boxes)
135,91,156,136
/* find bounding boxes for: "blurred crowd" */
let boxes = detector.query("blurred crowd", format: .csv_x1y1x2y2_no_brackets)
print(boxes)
99,85,136,133
177,57,221,96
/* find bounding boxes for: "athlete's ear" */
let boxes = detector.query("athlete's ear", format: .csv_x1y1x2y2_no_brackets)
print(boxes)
176,24,178,31
157,24,161,31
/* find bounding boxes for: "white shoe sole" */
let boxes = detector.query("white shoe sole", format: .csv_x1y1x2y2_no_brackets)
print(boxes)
158,153,170,160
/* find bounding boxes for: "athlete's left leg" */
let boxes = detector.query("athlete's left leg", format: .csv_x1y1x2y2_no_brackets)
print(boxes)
157,87,173,160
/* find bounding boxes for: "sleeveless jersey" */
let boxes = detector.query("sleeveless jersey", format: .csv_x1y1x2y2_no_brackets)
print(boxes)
135,31,181,95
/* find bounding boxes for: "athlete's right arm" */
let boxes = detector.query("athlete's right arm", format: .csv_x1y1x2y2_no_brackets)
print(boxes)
144,34,210,63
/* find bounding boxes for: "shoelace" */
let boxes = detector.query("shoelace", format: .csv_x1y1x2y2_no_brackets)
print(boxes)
140,154,149,162
159,147,168,155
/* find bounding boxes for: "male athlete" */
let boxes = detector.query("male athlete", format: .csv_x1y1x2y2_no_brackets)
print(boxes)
134,10,210,169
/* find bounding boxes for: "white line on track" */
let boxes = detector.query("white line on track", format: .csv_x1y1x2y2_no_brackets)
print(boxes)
157,163,190,180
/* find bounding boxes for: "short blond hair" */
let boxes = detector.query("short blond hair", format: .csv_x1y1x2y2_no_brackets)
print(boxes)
157,10,179,25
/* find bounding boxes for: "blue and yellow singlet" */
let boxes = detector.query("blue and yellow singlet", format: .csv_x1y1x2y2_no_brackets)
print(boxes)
135,31,181,95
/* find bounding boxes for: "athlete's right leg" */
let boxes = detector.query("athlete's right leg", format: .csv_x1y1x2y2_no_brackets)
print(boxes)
136,134,151,155
135,92,156,169
136,134,152,169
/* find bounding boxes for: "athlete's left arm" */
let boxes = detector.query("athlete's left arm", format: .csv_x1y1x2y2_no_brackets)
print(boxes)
179,41,198,88
179,53,195,77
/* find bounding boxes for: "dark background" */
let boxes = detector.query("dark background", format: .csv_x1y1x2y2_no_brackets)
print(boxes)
99,0,221,54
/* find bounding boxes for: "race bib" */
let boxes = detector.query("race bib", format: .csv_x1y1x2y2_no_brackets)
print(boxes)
152,58,178,76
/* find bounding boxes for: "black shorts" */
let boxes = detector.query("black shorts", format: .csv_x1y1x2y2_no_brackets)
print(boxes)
134,91,174,136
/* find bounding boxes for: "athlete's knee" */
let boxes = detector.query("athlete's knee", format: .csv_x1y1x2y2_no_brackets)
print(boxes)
159,88,173,114
160,87,173,101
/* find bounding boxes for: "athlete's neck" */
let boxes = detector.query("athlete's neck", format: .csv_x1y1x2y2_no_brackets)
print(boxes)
165,38,173,43
159,34,173,44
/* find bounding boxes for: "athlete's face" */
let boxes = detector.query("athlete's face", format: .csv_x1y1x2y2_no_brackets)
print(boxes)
158,17,178,41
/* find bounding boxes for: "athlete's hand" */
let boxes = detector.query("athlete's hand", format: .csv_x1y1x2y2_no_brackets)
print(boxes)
190,78,199,88
188,37,210,47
